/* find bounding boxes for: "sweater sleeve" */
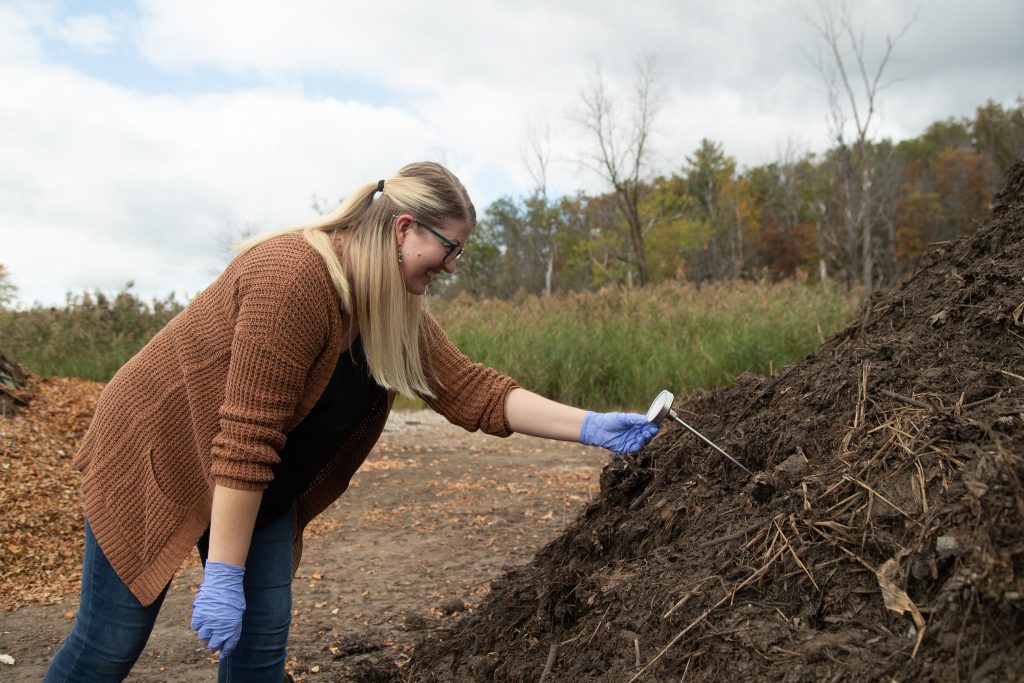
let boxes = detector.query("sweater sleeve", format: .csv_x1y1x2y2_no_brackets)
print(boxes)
418,312,520,437
209,244,334,490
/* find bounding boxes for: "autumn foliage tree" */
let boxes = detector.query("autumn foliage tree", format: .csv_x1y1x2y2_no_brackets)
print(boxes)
574,57,661,287
431,97,1021,300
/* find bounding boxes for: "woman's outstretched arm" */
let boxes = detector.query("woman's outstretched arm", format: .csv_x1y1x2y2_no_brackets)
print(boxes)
504,387,588,442
505,387,659,455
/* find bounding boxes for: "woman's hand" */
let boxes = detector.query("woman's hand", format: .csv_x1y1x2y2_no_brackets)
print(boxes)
191,561,246,658
579,412,659,454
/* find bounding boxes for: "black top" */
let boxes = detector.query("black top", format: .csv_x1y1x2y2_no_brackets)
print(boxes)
256,336,385,526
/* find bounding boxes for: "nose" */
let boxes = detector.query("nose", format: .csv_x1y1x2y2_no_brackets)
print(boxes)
443,258,457,274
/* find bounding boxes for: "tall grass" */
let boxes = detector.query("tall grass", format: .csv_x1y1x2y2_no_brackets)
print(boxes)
1,280,858,410
0,288,183,381
425,279,859,410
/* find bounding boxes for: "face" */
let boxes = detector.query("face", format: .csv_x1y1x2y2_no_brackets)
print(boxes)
393,213,471,295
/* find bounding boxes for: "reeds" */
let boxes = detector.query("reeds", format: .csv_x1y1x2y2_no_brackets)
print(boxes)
1,280,858,409
427,279,859,410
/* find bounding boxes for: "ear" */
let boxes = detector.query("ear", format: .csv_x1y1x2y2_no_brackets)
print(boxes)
393,213,414,247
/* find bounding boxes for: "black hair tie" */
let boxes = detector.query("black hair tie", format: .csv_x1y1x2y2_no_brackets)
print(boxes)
369,179,385,202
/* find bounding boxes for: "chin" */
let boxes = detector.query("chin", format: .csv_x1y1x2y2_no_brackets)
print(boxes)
401,272,434,296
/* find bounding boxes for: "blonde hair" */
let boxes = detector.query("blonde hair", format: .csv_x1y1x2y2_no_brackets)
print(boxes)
235,161,476,398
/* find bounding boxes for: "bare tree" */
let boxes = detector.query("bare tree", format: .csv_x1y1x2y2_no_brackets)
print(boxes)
523,115,551,197
523,115,559,295
573,56,660,287
0,264,17,308
806,1,915,297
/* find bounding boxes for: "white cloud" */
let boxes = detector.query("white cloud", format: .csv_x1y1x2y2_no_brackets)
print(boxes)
0,3,43,61
0,49,436,304
54,14,118,54
133,0,605,90
129,0,1023,172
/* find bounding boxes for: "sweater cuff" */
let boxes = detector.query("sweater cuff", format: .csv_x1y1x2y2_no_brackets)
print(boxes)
488,377,521,437
211,475,270,492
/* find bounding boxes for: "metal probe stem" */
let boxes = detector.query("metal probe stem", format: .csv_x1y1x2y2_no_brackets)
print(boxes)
667,409,754,477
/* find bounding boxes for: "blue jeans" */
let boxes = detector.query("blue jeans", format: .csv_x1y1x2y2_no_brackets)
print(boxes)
44,508,294,682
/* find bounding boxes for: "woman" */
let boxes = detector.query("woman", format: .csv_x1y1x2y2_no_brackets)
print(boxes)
44,161,658,682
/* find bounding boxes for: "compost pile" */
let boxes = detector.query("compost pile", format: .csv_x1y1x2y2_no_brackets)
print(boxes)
382,161,1024,682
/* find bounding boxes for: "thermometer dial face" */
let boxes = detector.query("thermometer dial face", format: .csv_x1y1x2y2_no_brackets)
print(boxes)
646,390,674,424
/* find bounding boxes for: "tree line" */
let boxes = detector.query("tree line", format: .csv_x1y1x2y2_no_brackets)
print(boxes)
437,98,1023,301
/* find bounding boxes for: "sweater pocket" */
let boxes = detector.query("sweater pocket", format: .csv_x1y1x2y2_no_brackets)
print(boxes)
142,445,195,563
105,446,193,567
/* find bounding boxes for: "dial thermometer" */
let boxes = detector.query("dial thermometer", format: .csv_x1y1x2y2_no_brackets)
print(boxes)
646,389,754,476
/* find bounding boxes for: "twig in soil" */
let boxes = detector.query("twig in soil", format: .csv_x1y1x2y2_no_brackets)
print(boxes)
809,524,871,577
856,363,870,428
559,617,590,647
914,459,929,515
771,644,801,658
825,490,863,515
774,520,819,591
839,366,872,456
812,519,856,540
740,528,771,554
760,525,782,566
963,392,1002,410
629,477,660,511
626,548,785,683
697,515,781,549
678,650,703,682
787,514,811,545
1000,369,1024,384
842,474,923,527
878,389,934,410
538,642,558,683
586,604,613,646
662,577,721,620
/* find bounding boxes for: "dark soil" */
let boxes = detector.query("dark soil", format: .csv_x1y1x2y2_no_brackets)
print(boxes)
384,161,1024,682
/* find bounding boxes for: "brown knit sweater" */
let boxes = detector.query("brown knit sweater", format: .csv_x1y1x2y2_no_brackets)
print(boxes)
74,233,519,605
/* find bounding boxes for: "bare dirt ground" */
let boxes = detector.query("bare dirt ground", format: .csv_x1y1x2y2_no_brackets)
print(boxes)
0,409,606,682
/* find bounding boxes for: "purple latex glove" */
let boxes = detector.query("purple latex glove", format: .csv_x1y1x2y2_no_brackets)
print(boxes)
191,560,246,658
580,412,659,454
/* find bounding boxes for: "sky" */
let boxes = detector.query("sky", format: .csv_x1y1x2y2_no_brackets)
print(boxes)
1,0,1021,307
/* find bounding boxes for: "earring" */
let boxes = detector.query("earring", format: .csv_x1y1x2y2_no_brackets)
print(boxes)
398,248,403,265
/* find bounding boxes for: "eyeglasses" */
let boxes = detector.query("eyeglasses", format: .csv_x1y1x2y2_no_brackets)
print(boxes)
416,221,465,264
393,214,466,264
